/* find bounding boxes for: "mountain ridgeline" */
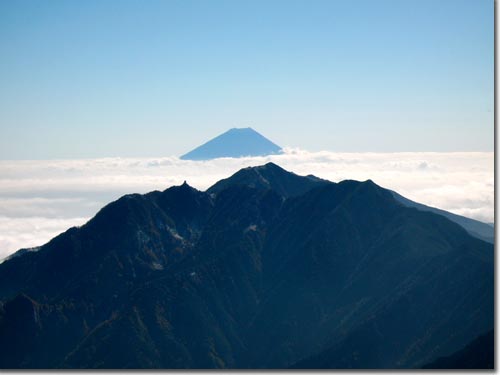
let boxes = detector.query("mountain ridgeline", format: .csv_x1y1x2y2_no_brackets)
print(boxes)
0,163,493,369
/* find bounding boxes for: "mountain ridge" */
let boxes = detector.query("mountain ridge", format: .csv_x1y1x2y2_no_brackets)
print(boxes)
390,190,493,243
0,163,493,369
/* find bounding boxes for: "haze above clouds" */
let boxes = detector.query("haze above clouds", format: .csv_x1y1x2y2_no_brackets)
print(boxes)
0,150,493,260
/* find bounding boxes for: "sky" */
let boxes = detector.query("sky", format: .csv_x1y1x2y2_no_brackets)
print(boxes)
0,0,494,159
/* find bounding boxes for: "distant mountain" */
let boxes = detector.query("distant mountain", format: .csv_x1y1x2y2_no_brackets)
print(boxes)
180,127,282,160
390,190,494,244
0,164,493,369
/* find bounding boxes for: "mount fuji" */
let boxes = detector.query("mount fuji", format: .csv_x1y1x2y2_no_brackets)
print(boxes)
180,127,282,160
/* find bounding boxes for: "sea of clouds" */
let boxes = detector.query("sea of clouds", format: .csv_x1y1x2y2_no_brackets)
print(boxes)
0,149,493,260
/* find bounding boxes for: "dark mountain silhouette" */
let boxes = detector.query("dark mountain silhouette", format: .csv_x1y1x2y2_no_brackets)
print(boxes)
209,162,492,242
422,330,494,369
208,162,329,198
180,128,282,160
0,164,493,369
390,190,494,243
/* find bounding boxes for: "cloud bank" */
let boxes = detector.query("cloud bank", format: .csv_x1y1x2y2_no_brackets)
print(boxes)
0,150,493,260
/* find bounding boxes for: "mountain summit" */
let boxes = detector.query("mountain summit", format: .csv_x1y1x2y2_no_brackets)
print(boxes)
208,162,329,198
180,128,282,160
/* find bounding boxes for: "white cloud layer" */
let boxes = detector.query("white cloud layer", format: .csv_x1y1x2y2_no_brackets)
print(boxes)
0,150,493,260
0,216,89,260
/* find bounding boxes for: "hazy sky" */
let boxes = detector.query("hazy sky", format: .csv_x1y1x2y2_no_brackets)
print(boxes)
0,0,493,159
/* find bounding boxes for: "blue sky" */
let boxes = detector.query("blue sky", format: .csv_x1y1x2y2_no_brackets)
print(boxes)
0,0,493,159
